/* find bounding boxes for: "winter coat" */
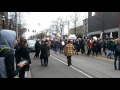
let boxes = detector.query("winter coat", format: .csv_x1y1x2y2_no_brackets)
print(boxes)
114,44,120,56
75,41,80,51
107,41,115,51
92,41,98,51
64,43,75,56
43,43,50,57
35,41,40,53
19,45,31,71
40,44,44,59
0,30,21,78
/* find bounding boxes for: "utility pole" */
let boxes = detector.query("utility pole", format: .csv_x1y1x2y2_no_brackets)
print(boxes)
15,12,18,39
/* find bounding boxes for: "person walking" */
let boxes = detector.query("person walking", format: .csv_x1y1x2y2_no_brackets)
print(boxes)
64,40,75,66
43,40,50,66
107,38,115,58
103,39,108,55
40,40,44,66
114,39,120,70
75,39,80,55
97,38,102,55
34,40,41,59
92,39,98,56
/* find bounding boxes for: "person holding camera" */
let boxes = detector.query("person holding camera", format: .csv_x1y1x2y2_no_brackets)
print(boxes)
18,37,31,78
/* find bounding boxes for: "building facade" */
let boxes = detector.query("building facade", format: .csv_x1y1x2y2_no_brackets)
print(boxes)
83,18,88,37
87,12,120,39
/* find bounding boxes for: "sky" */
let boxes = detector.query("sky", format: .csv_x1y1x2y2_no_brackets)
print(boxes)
22,12,89,38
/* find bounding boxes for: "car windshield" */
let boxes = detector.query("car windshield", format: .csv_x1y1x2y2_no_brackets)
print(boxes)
28,40,36,45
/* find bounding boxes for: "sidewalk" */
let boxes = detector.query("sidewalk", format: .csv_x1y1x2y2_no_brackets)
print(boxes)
74,50,114,61
25,70,32,78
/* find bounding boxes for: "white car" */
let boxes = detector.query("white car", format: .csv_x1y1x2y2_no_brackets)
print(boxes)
27,40,36,52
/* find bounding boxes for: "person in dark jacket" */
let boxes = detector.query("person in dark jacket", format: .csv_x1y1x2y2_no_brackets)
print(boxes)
53,41,58,53
0,30,25,78
92,39,98,56
59,40,63,54
18,37,31,78
75,40,80,55
97,38,102,55
114,39,120,70
81,39,85,54
14,39,21,69
34,40,41,59
43,40,50,66
40,40,44,66
103,39,108,55
107,38,115,58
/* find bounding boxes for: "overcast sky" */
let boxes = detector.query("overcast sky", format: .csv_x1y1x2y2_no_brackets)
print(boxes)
22,12,90,38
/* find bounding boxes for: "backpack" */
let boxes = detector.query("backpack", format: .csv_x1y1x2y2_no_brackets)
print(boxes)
116,45,120,53
0,45,11,78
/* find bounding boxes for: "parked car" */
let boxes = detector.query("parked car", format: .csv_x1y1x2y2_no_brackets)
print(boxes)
27,40,36,52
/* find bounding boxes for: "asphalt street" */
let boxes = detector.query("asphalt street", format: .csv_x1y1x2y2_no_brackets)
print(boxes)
30,52,90,78
30,50,120,78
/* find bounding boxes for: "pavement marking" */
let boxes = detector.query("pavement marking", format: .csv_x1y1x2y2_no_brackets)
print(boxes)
95,56,114,62
50,55,93,78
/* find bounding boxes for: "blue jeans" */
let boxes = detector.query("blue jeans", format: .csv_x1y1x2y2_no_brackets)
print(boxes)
107,50,113,58
54,47,58,53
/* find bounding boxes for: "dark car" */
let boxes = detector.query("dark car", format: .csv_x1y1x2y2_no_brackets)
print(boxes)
27,40,36,52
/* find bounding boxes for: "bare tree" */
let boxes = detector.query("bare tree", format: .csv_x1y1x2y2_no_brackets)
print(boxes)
36,32,45,39
48,24,56,34
57,17,66,35
51,17,66,35
8,12,27,37
70,12,81,36
51,20,59,33
42,28,49,35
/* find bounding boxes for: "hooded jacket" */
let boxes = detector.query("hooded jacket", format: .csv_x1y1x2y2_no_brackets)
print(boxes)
0,30,16,49
0,30,21,78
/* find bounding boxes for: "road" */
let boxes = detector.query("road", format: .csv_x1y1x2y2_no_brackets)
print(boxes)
30,50,120,78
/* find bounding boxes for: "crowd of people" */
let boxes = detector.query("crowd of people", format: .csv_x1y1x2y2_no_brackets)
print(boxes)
48,37,120,70
0,29,120,78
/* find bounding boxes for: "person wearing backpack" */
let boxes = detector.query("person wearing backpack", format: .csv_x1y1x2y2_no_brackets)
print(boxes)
114,39,120,70
0,30,25,78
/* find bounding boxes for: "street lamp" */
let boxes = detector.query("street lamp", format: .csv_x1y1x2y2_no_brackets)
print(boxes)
2,15,5,29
